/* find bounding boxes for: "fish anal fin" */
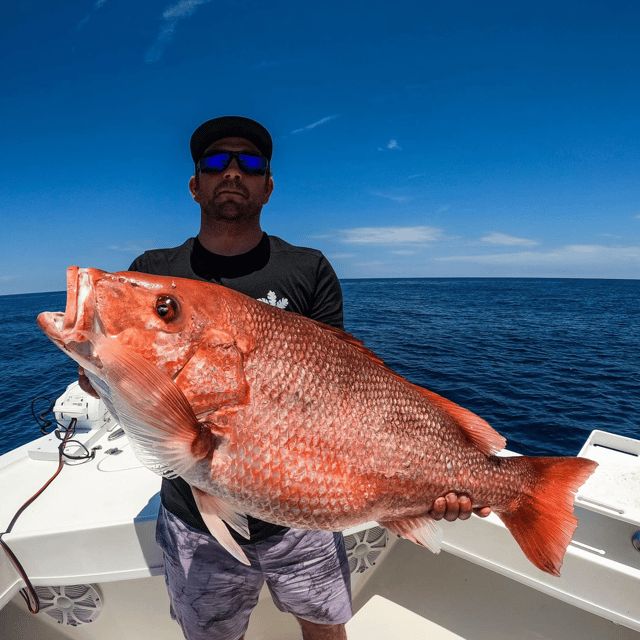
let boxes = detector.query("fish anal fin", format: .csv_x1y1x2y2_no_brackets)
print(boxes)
379,514,443,554
496,456,598,576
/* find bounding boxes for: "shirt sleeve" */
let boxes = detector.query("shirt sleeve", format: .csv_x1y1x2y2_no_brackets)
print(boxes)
128,255,145,272
309,254,344,331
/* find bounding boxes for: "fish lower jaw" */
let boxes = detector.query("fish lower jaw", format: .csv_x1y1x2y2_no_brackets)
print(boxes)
51,312,65,333
36,311,64,341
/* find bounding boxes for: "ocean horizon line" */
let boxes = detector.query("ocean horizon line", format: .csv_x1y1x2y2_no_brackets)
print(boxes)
2,274,640,298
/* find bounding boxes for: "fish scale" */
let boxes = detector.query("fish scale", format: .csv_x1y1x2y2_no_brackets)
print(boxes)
37,266,598,574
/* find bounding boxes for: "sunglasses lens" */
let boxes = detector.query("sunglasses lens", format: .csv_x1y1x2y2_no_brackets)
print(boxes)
199,153,231,172
238,154,268,175
198,151,268,175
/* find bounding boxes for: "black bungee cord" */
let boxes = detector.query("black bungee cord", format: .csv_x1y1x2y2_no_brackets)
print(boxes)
1,396,98,613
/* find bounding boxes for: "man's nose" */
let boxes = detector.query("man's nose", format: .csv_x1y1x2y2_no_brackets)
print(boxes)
223,158,243,180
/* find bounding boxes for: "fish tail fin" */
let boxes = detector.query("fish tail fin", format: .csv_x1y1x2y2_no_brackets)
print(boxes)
497,456,597,576
92,335,210,479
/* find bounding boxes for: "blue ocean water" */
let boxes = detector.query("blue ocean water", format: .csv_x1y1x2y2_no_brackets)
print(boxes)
1,279,639,457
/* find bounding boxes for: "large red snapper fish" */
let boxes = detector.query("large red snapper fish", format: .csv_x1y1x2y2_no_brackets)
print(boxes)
37,267,597,576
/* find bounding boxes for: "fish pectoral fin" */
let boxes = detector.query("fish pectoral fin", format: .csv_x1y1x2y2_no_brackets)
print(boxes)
379,515,443,554
191,487,250,541
91,335,202,479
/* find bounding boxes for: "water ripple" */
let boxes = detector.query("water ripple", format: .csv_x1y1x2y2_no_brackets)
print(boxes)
2,279,639,458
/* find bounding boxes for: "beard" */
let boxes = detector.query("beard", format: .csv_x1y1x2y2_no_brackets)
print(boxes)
200,179,263,224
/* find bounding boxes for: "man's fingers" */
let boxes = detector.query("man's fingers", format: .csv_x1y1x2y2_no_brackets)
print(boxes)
456,495,473,521
443,492,460,522
78,366,100,398
430,496,447,521
429,493,491,522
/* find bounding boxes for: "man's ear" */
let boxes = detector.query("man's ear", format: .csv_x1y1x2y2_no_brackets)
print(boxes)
189,175,201,203
263,176,274,204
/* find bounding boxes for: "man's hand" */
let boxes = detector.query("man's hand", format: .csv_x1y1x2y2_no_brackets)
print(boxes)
430,493,491,522
78,366,100,398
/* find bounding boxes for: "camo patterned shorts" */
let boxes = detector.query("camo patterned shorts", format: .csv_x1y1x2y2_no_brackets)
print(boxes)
156,505,352,640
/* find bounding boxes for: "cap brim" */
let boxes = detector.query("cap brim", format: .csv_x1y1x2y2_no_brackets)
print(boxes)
190,116,273,162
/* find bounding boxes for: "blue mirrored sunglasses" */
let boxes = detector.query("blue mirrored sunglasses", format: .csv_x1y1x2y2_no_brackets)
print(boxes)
198,150,269,176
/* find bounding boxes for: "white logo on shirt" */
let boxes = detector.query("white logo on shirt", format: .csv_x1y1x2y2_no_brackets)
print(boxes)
258,291,289,309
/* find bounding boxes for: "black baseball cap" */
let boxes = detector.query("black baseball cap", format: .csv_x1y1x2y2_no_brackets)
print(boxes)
190,116,273,162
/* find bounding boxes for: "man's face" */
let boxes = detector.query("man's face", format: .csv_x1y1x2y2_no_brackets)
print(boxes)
189,137,274,224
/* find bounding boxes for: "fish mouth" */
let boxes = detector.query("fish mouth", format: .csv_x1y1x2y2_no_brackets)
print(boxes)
37,266,103,367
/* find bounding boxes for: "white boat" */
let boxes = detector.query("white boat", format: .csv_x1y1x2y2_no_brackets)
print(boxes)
1,381,639,640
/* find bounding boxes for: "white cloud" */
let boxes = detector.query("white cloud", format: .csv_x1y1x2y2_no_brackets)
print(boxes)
481,232,539,246
436,244,640,268
77,0,108,30
108,244,146,254
327,253,355,260
145,0,212,63
565,244,599,253
378,139,402,151
290,114,340,134
338,226,443,245
368,190,413,203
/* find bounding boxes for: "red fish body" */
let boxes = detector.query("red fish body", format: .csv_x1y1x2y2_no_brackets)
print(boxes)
37,267,597,575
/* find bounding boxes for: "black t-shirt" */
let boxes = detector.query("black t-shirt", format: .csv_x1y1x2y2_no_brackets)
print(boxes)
128,233,344,544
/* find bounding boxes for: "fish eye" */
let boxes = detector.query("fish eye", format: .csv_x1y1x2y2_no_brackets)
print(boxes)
156,296,179,321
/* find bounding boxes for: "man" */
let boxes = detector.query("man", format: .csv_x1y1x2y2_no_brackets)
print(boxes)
80,116,490,640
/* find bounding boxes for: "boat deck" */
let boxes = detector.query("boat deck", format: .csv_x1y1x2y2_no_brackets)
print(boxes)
3,534,639,640
1,392,640,640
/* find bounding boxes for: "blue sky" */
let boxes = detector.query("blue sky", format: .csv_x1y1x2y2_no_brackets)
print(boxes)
2,0,639,294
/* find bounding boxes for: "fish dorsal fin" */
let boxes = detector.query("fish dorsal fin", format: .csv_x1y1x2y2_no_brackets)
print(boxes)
416,387,506,455
310,320,505,456
306,320,389,368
